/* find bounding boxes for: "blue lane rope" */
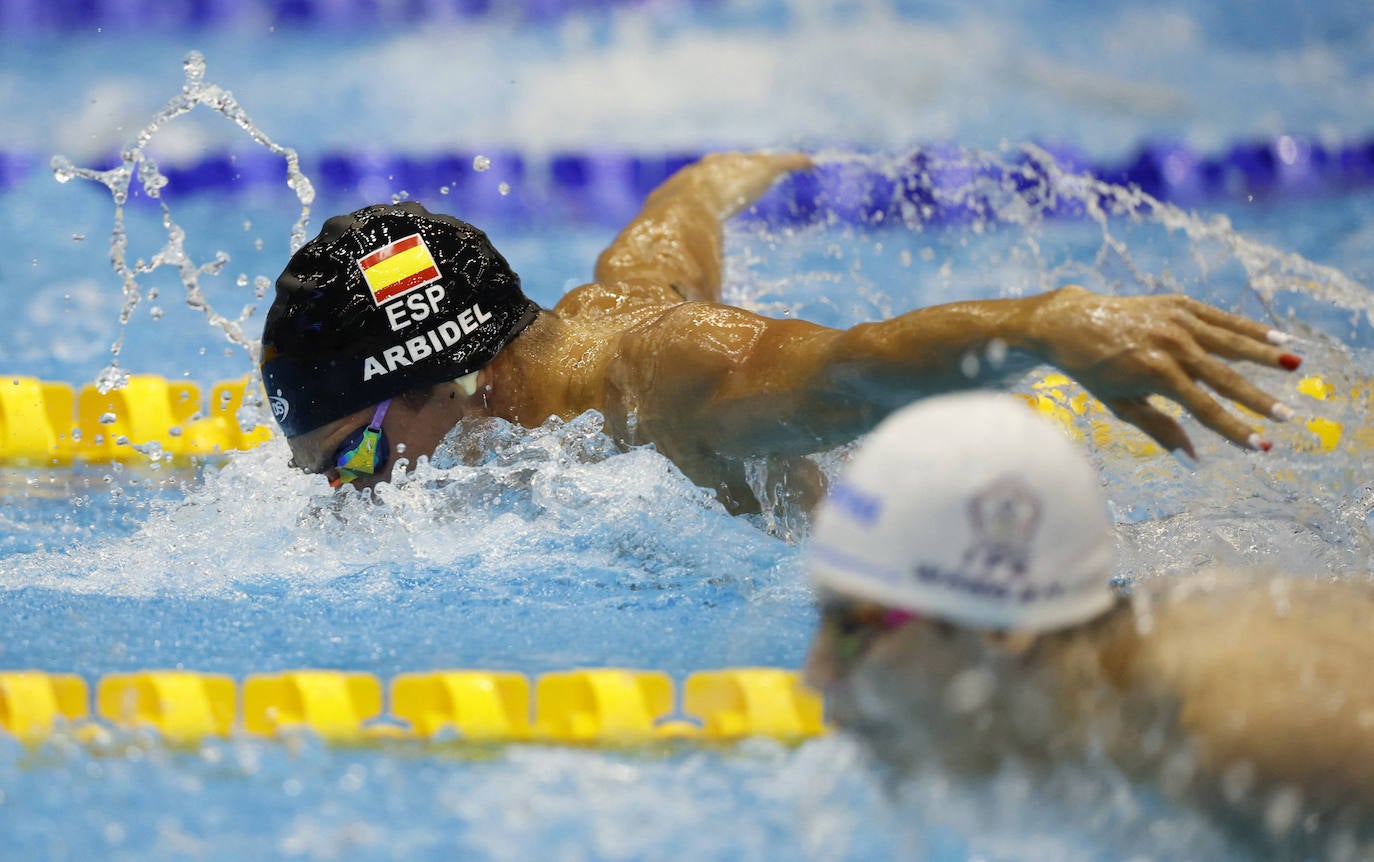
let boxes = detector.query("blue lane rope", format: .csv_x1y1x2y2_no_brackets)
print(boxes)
13,136,1374,226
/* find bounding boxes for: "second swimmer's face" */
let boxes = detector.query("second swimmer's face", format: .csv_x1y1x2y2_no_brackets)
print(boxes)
807,603,1074,776
805,601,1001,733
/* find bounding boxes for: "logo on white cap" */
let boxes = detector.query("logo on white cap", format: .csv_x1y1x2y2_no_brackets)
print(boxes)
963,477,1042,582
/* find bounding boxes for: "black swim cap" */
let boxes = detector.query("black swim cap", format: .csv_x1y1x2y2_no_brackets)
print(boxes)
261,202,539,437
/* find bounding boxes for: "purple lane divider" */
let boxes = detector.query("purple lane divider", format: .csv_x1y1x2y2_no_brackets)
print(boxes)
0,0,677,31
547,152,643,223
28,134,1374,225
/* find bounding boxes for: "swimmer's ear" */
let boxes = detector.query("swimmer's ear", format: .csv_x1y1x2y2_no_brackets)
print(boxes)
456,371,479,397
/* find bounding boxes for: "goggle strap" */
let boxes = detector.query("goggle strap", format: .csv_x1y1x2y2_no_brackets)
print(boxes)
369,399,391,431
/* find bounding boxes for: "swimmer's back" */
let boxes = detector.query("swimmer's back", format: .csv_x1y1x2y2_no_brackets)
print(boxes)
1129,572,1374,806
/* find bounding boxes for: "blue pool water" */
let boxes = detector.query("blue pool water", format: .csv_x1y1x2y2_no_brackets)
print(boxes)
2,1,1374,859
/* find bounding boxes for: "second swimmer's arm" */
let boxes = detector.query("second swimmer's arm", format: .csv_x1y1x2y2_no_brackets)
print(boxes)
593,152,813,303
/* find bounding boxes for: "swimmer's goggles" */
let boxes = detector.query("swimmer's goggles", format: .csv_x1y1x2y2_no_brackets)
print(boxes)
820,599,917,664
329,400,391,488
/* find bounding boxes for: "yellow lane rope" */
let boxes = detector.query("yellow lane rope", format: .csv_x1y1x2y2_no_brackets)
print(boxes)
0,668,825,746
0,371,1356,466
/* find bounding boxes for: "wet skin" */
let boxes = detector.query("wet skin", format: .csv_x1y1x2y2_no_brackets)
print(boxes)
289,152,1301,508
804,575,1374,845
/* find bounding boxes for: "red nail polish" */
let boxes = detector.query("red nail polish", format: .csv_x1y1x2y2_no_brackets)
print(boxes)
1279,353,1302,371
1260,439,1273,452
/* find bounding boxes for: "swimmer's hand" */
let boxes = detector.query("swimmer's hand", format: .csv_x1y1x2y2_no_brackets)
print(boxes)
1025,285,1300,458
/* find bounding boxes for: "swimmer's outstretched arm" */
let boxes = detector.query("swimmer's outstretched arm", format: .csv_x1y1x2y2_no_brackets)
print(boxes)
593,151,812,303
649,285,1297,459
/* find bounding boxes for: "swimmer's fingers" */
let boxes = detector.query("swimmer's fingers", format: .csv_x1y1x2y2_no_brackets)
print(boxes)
1179,314,1301,370
1180,351,1292,423
1107,396,1195,459
1176,296,1275,342
1159,369,1271,451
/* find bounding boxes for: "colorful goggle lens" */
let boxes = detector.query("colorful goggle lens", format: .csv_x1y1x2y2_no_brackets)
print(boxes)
330,400,392,487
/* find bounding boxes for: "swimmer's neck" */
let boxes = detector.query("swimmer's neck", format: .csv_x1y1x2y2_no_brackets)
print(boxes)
480,312,590,426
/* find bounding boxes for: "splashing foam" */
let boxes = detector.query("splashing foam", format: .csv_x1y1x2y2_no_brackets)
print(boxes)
0,412,793,600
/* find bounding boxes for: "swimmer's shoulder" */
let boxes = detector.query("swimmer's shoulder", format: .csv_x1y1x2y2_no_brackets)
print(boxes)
1131,570,1374,752
1144,568,1374,631
553,279,686,321
1104,571,1374,711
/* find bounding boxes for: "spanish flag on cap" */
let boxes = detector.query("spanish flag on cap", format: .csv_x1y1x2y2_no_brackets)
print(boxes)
357,233,441,306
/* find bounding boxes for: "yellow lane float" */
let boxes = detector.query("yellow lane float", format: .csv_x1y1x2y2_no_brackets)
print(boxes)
0,668,828,748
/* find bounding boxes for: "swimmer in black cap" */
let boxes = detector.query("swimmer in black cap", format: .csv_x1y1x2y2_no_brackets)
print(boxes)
261,201,538,487
263,152,1303,510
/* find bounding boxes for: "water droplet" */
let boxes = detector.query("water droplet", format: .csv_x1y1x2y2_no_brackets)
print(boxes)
72,233,86,242
473,155,491,172
498,182,510,196
96,366,129,394
183,51,206,85
959,352,980,378
985,338,1008,368
439,185,450,195
99,412,118,425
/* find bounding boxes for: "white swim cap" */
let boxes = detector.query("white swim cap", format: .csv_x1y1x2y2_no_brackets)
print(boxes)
809,392,1115,632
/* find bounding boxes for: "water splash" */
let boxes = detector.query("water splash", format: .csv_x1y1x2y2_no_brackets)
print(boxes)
1014,143,1374,322
724,143,1374,577
786,144,1372,325
51,51,316,393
